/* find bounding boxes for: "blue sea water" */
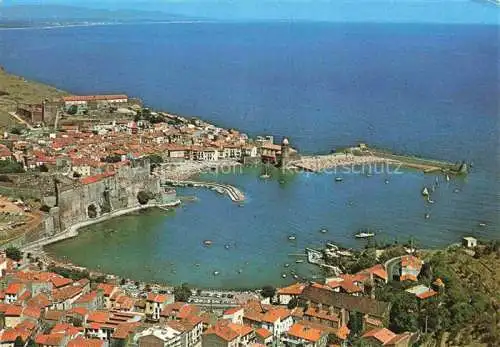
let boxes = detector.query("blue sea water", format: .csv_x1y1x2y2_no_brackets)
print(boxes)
0,22,498,288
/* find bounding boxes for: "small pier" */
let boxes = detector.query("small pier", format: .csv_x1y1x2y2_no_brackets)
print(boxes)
163,179,245,202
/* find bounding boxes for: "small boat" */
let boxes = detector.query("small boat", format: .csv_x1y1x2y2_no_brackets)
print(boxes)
453,188,460,193
479,222,487,227
425,213,430,219
384,179,389,184
421,187,430,196
295,259,304,264
446,175,450,182
213,271,220,276
427,198,435,204
224,244,230,250
355,232,375,238
284,263,290,268
282,274,287,278
335,177,343,182
288,235,296,241
203,240,213,246
320,228,328,234
293,274,299,279
237,269,243,274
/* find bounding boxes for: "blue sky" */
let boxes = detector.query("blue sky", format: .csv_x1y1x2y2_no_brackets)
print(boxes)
1,0,499,23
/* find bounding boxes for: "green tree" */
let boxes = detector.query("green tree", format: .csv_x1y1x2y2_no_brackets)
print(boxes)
137,191,153,205
173,283,192,302
5,247,22,261
389,292,419,333
14,336,24,347
9,126,23,135
348,310,364,337
287,297,299,309
67,105,78,115
0,160,24,174
261,285,276,299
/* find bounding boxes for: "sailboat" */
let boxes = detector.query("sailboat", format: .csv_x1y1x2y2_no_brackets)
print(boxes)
446,175,450,182
260,164,271,179
421,187,430,197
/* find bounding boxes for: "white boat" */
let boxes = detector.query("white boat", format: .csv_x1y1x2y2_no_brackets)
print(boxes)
282,274,287,278
203,240,213,246
295,259,304,264
479,222,487,227
421,187,429,196
335,177,343,182
384,179,389,184
293,274,299,279
284,263,290,268
446,175,450,182
355,232,375,238
320,228,328,233
425,213,430,219
224,244,230,250
213,271,220,276
288,235,296,241
427,198,435,204
260,174,271,179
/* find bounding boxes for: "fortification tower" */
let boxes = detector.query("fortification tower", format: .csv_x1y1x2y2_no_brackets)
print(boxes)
280,137,290,168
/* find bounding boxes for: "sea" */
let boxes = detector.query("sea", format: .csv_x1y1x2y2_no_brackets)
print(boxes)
0,22,498,289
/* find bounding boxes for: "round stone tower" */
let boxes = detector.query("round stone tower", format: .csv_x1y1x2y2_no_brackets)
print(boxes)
280,137,290,168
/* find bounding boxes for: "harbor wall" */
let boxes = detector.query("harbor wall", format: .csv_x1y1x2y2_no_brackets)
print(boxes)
41,159,161,238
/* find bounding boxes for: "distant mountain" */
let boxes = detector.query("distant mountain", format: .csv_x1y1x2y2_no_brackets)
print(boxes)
0,5,201,27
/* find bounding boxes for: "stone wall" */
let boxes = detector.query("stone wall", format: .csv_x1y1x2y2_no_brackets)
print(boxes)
43,159,161,236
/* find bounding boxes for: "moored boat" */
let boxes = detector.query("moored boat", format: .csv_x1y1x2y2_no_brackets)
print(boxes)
354,232,375,238
203,240,213,246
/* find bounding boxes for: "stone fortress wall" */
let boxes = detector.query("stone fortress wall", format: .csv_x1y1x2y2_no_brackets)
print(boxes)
41,159,161,238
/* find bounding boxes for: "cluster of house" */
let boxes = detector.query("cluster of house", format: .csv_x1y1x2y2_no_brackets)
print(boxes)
3,103,294,179
0,250,443,347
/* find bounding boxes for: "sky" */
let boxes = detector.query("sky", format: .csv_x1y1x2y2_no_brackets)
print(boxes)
1,0,499,23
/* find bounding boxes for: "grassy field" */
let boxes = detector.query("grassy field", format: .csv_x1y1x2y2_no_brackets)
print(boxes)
0,68,68,130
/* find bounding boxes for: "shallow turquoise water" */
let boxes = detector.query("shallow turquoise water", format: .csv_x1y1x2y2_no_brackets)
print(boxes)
46,166,498,289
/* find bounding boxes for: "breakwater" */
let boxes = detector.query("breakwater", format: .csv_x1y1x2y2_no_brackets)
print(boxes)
163,179,245,202
291,146,461,174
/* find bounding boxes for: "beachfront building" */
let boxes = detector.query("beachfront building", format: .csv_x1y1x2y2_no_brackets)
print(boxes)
462,236,478,248
222,145,242,160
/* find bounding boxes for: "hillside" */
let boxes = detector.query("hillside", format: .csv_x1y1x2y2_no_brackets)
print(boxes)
0,5,196,27
0,68,67,129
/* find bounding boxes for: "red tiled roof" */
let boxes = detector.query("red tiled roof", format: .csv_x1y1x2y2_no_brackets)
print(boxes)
5,283,24,295
80,172,115,185
87,311,109,324
68,337,104,347
5,305,23,317
146,293,169,304
204,320,239,342
35,333,65,346
278,283,306,296
51,276,73,288
97,283,116,297
287,323,324,343
223,307,243,316
255,328,272,339
362,328,397,345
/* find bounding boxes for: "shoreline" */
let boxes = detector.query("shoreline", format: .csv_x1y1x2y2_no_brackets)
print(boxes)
21,200,181,252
